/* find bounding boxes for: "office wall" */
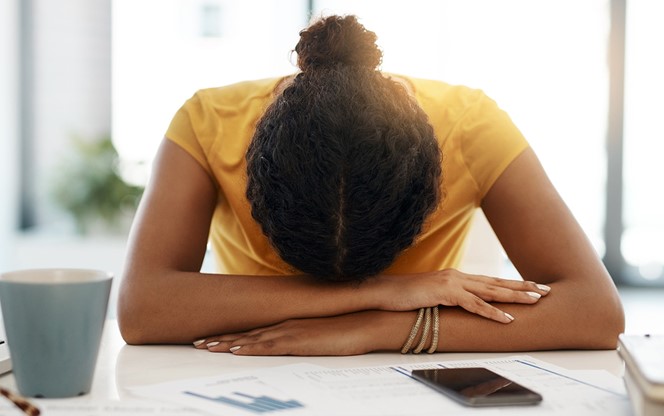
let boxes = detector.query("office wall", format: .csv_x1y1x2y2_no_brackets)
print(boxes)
1,0,117,277
27,0,112,229
0,0,19,272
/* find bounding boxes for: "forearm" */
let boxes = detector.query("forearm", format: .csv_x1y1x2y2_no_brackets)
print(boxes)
191,274,623,356
374,281,625,352
118,268,385,345
119,262,556,346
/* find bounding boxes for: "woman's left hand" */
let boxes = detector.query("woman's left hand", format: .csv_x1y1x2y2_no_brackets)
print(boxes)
193,311,386,356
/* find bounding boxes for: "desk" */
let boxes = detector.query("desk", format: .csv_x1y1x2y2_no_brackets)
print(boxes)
1,320,625,399
0,320,627,410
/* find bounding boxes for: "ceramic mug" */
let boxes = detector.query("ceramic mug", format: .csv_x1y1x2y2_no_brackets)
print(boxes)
0,268,112,398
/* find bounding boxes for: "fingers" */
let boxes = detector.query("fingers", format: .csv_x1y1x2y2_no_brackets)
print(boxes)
463,275,551,304
437,273,552,323
192,326,290,355
472,275,551,294
190,316,370,356
197,334,363,356
192,332,252,352
456,294,515,324
192,336,244,353
193,333,304,355
471,285,542,304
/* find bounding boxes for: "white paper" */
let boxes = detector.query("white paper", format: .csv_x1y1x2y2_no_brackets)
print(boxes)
129,355,632,416
0,398,199,415
130,363,334,416
392,356,631,415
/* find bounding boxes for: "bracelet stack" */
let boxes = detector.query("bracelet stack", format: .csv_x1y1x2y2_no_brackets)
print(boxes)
400,306,439,354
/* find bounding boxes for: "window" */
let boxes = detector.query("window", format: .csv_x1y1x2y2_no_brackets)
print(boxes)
313,0,610,255
622,0,664,282
112,0,307,184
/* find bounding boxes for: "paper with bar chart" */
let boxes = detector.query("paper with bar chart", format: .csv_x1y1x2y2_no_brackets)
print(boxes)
130,363,333,415
129,356,631,415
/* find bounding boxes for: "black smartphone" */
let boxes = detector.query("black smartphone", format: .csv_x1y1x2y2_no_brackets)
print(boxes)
411,367,543,407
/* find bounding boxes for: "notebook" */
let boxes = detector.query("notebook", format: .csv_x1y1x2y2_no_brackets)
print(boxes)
0,341,10,375
618,334,664,416
0,320,12,375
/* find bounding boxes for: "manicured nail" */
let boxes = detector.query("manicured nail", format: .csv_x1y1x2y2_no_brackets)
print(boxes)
229,346,242,353
193,339,206,347
536,284,551,292
206,341,220,348
505,313,515,321
527,291,541,299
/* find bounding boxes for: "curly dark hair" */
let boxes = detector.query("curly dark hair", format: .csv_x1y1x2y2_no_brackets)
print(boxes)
246,15,442,282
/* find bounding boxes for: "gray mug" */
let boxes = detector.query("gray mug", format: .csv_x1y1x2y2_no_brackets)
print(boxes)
0,268,112,398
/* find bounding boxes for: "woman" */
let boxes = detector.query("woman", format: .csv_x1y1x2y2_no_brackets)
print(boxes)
118,15,624,355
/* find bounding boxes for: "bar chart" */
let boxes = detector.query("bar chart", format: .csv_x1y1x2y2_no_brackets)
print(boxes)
185,390,305,414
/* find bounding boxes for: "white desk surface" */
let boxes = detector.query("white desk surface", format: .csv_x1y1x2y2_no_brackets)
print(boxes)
0,320,625,402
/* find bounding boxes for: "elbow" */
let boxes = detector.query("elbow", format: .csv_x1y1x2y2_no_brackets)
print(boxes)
117,297,151,345
119,328,146,346
603,302,626,348
580,295,625,350
118,320,148,346
117,279,160,345
117,272,200,345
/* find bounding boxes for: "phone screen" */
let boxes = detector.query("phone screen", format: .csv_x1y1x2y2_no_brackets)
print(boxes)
411,367,543,407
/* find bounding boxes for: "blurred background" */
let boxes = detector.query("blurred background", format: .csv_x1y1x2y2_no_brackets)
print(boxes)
1,0,663,320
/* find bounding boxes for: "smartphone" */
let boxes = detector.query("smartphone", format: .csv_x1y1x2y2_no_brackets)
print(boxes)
411,367,542,407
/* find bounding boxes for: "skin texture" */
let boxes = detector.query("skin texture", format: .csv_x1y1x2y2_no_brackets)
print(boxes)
118,137,625,355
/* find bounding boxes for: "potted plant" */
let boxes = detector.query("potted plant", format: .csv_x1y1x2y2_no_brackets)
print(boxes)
52,136,144,235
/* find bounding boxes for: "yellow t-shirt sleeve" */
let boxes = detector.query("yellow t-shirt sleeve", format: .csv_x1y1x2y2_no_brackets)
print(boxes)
164,92,215,178
458,93,529,200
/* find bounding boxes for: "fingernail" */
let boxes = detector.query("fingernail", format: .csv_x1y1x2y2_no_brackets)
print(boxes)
536,284,551,292
505,313,515,321
229,346,242,353
193,339,206,347
527,291,541,299
206,341,220,348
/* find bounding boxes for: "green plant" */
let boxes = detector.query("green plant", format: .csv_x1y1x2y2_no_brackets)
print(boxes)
52,136,144,234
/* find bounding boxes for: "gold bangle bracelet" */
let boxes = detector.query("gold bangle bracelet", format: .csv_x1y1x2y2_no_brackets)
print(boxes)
427,306,440,354
400,308,425,354
413,307,432,354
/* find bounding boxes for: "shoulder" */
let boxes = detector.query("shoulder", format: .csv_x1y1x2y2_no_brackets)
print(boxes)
184,76,287,115
403,76,491,120
401,75,529,200
397,75,510,144
165,77,287,175
403,76,523,143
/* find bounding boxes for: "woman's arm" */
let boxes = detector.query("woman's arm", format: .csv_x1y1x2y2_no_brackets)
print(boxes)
480,147,624,349
118,139,547,345
198,147,624,354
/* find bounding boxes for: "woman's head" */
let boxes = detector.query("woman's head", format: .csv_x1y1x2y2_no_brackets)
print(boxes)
246,15,442,282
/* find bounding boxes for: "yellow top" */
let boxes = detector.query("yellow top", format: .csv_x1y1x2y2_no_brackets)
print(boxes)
165,76,529,275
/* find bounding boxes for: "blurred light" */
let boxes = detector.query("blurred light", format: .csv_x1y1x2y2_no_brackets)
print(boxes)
638,262,663,281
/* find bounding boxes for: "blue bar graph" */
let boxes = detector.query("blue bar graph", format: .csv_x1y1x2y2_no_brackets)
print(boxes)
184,390,305,414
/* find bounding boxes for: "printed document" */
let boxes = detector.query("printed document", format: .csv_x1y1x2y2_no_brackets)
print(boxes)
129,355,631,415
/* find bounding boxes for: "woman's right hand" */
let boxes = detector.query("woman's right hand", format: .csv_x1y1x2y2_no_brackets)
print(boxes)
375,269,551,323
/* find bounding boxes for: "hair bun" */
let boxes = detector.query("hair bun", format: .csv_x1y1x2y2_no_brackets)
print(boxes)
295,15,382,72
